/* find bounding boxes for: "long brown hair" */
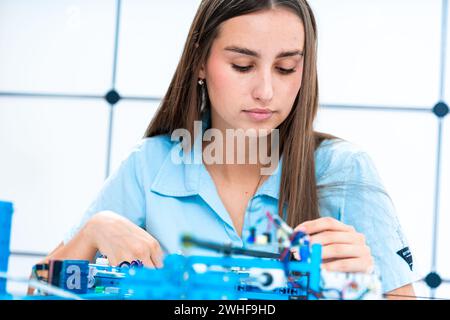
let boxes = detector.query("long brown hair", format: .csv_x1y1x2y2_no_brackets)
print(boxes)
145,0,334,227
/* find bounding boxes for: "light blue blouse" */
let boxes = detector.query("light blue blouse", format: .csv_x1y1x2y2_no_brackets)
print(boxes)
64,128,419,293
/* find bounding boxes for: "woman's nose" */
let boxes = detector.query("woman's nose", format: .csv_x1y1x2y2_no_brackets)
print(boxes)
252,70,274,105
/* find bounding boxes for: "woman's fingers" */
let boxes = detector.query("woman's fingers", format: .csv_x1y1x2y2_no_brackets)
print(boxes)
295,217,355,235
322,257,374,273
117,252,155,268
321,243,371,260
131,232,164,268
121,238,159,269
292,217,374,274
290,248,300,260
148,241,164,268
90,211,166,269
113,252,156,268
310,231,365,246
109,238,164,270
141,255,156,268
108,254,140,268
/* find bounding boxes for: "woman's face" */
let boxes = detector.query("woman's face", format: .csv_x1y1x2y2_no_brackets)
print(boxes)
199,7,305,134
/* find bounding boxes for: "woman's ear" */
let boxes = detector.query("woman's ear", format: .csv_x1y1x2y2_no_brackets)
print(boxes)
198,64,206,79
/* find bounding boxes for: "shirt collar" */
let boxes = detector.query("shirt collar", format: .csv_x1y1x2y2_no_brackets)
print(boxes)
150,134,203,197
151,146,282,199
150,111,282,201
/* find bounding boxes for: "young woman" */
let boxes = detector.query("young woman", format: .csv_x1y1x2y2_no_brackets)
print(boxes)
43,0,418,298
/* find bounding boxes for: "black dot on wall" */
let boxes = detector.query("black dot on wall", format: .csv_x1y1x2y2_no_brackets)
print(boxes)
433,102,449,118
425,272,442,289
105,89,121,105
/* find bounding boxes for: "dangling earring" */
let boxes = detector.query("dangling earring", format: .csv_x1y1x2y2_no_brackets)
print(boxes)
198,78,206,111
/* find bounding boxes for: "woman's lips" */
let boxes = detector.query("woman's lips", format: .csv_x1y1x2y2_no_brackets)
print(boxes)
242,108,274,121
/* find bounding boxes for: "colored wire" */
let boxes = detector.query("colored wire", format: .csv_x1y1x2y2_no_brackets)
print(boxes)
383,293,449,300
0,272,84,300
181,234,279,259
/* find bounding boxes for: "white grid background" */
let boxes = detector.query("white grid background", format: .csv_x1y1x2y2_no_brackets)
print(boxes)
0,0,449,299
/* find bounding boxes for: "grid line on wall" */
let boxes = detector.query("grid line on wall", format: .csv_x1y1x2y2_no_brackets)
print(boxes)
439,0,448,100
429,0,449,299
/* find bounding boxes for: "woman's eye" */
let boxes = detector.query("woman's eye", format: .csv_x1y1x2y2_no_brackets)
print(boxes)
232,64,253,73
277,67,296,75
232,64,296,75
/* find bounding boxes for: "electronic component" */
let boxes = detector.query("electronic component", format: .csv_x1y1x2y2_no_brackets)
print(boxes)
21,212,381,300
0,200,13,295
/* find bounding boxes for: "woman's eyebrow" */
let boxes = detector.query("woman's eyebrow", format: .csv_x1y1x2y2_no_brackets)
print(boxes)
224,46,304,58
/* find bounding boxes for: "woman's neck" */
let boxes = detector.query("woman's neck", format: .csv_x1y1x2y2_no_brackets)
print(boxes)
202,134,277,184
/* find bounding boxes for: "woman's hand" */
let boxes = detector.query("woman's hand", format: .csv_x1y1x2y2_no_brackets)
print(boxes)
85,211,164,268
294,217,374,273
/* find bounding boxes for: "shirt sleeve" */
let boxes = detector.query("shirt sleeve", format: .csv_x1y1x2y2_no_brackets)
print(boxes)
341,151,421,293
63,143,146,245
